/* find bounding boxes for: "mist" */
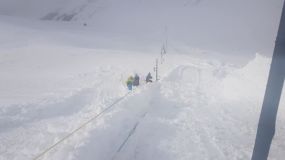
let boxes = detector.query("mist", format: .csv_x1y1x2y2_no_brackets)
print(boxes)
0,0,283,58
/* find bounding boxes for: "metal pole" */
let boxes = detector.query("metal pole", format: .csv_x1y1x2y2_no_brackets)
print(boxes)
156,58,158,81
251,1,285,159
165,26,168,53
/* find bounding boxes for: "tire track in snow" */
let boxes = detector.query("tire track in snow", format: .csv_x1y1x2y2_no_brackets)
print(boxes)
112,111,149,159
110,85,161,160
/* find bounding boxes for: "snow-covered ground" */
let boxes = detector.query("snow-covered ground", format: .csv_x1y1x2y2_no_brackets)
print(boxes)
1,42,285,160
0,1,285,159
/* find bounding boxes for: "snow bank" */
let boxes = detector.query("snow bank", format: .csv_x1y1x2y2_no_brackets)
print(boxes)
222,53,271,102
158,54,285,160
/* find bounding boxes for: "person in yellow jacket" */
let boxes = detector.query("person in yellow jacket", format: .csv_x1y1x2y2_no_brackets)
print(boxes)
126,76,134,90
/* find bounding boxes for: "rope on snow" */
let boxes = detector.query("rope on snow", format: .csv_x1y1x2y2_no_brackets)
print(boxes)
33,92,131,160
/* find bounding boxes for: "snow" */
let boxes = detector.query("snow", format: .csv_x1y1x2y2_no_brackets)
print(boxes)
0,1,285,160
0,0,283,55
1,39,284,159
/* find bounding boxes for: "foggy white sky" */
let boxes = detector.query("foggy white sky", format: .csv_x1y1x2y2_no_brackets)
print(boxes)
0,0,283,56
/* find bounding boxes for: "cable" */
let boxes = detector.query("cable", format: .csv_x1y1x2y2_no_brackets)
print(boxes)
32,92,130,160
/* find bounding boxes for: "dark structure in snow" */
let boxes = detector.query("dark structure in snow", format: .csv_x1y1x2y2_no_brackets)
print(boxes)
251,1,285,160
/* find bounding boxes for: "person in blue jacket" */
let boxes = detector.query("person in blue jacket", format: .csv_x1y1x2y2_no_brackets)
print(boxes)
126,76,134,90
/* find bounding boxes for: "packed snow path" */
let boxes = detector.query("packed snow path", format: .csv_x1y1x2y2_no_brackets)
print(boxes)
70,66,234,160
34,65,262,160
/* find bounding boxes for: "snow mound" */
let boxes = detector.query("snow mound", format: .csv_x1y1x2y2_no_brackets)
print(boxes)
222,53,271,102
